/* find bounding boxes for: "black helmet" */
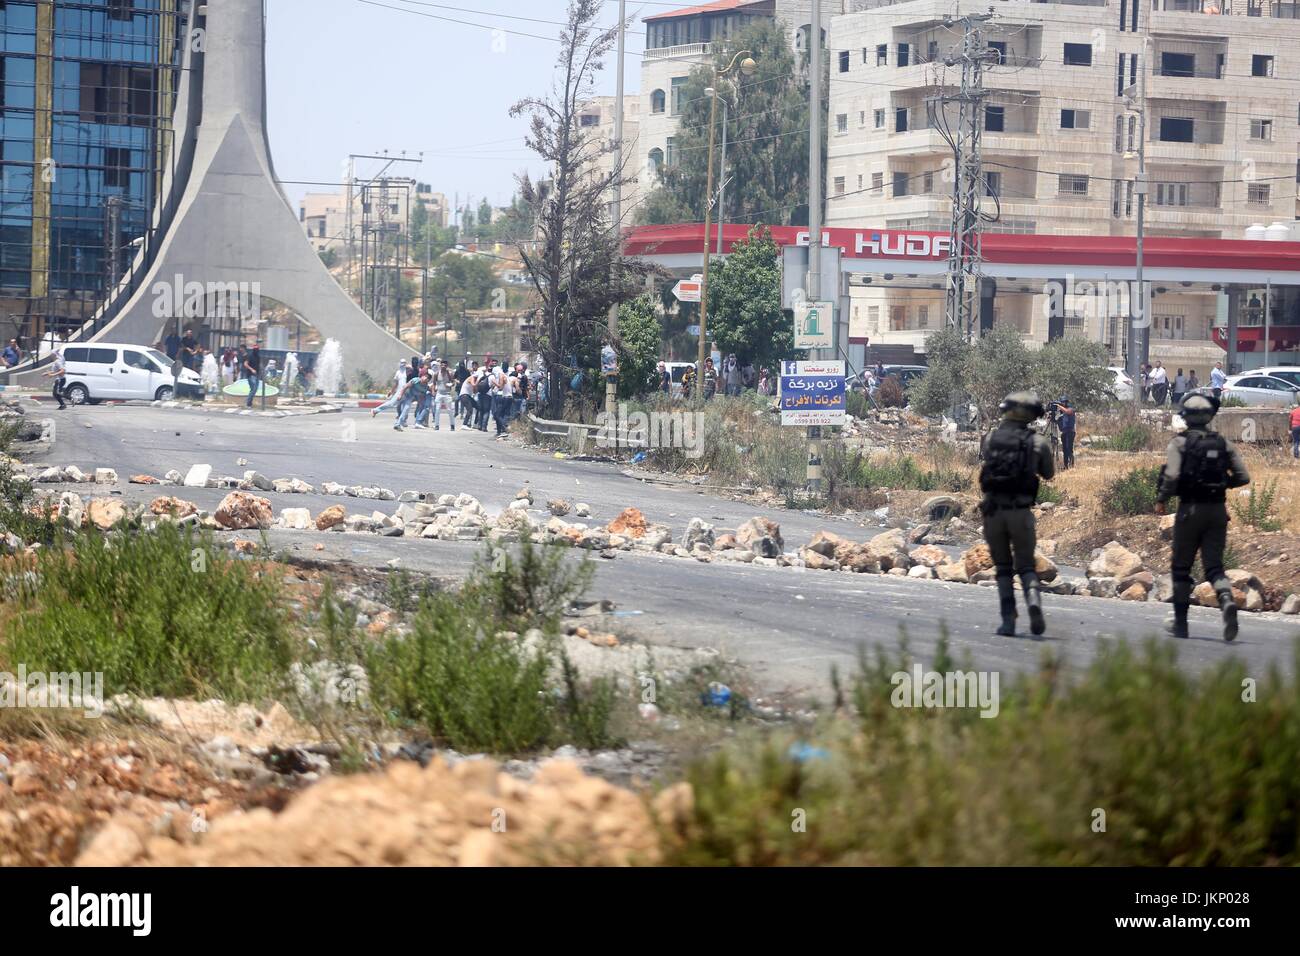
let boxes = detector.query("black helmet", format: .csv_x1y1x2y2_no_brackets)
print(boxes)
1180,392,1218,427
999,390,1045,423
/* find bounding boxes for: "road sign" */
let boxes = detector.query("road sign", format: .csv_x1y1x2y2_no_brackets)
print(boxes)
673,278,702,303
685,324,701,336
779,360,846,427
793,301,835,349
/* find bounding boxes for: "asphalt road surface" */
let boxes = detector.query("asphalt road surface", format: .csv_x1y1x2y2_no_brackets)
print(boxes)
24,399,1300,697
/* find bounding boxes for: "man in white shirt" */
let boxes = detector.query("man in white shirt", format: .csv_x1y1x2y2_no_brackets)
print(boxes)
1148,360,1169,405
1210,362,1227,399
43,349,68,409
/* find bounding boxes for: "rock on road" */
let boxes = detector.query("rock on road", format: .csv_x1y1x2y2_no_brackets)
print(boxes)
29,401,1300,695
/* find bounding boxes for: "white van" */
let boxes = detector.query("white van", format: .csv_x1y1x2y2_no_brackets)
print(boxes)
60,344,202,404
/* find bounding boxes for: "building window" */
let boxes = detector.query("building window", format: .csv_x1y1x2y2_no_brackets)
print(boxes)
1250,118,1273,140
1161,52,1196,77
1155,183,1190,207
1248,183,1271,205
839,50,850,72
103,147,131,187
872,172,883,194
876,44,888,66
922,171,934,193
984,171,1001,198
648,148,663,176
836,113,848,134
1061,109,1090,129
859,110,866,127
918,305,930,328
893,171,909,197
1063,43,1093,67
867,305,880,330
985,105,1005,132
897,43,911,67
670,77,687,115
108,0,134,22
665,137,677,167
890,306,907,330
650,89,665,114
989,41,1007,64
1252,54,1274,77
833,175,845,196
1159,116,1194,143
874,108,885,128
895,107,908,132
1058,174,1089,196
79,64,156,127
580,113,600,127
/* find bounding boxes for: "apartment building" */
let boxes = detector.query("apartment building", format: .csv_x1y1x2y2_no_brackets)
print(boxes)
640,1,847,192
576,95,643,223
827,0,1300,364
299,181,448,254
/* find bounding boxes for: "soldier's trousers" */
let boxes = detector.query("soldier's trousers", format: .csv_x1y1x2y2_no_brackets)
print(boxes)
1171,501,1231,605
982,506,1037,577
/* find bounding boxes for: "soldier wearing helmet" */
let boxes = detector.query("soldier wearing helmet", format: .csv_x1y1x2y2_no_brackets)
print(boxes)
979,391,1056,637
1157,393,1250,641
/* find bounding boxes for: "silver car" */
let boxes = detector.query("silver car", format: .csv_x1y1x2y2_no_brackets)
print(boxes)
1220,373,1300,407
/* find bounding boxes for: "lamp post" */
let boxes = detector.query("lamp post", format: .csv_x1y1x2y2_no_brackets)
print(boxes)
697,51,757,383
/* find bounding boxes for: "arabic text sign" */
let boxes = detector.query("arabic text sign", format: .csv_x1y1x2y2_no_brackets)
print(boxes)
780,361,845,426
793,300,835,349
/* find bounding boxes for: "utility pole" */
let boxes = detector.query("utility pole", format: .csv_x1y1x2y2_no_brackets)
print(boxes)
936,10,996,341
716,94,730,256
606,0,626,424
1123,24,1150,404
807,0,824,495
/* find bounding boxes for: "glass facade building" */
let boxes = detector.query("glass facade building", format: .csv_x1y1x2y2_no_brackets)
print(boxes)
1,0,183,346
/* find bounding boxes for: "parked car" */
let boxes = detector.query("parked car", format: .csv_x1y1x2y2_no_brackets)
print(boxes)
1247,365,1300,389
1215,372,1300,407
848,365,928,394
60,344,203,404
1107,366,1135,402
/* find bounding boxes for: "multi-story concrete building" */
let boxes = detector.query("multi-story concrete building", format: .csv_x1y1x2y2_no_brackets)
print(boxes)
576,95,642,222
298,180,448,254
827,0,1300,367
640,1,845,193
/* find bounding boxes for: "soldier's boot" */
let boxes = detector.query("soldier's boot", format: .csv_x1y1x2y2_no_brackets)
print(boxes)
1021,571,1046,637
1166,602,1190,640
995,575,1017,636
1218,589,1239,643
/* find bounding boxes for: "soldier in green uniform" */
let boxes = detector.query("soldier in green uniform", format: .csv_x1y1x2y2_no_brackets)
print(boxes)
980,392,1056,637
1156,393,1251,641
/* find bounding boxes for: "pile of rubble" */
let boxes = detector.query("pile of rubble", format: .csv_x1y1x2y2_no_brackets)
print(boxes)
11,460,1300,617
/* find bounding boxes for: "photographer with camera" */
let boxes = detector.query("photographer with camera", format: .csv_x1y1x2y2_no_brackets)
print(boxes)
1050,396,1076,469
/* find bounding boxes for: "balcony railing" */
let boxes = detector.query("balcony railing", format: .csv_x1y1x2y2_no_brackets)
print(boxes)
643,42,711,61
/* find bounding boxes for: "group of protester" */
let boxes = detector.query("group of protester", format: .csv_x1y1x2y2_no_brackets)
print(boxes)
372,353,535,437
1138,360,1227,405
655,353,777,400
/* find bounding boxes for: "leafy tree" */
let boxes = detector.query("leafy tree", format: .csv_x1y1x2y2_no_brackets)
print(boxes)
637,19,825,228
511,0,658,416
912,324,1118,419
615,294,663,398
1031,337,1115,409
428,250,496,310
704,226,794,371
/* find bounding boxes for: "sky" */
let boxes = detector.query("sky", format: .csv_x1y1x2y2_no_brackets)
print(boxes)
265,0,652,215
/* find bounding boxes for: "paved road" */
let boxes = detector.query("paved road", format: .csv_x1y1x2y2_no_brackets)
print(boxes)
23,400,1300,697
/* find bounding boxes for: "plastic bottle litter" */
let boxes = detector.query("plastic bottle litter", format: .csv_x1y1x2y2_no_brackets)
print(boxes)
702,682,732,707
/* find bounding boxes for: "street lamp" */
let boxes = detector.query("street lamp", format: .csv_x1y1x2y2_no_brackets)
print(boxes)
697,50,757,383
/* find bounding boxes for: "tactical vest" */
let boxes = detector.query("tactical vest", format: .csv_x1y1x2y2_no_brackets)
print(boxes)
1177,430,1230,503
980,425,1039,501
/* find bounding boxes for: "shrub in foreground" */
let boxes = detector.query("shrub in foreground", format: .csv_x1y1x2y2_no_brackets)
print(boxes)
659,639,1300,865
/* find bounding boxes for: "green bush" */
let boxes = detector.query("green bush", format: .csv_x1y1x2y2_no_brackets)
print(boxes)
659,639,1300,865
3,524,292,700
463,531,595,633
1231,477,1282,531
857,454,972,493
1096,422,1155,452
877,375,905,408
1101,465,1166,516
1036,483,1064,505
